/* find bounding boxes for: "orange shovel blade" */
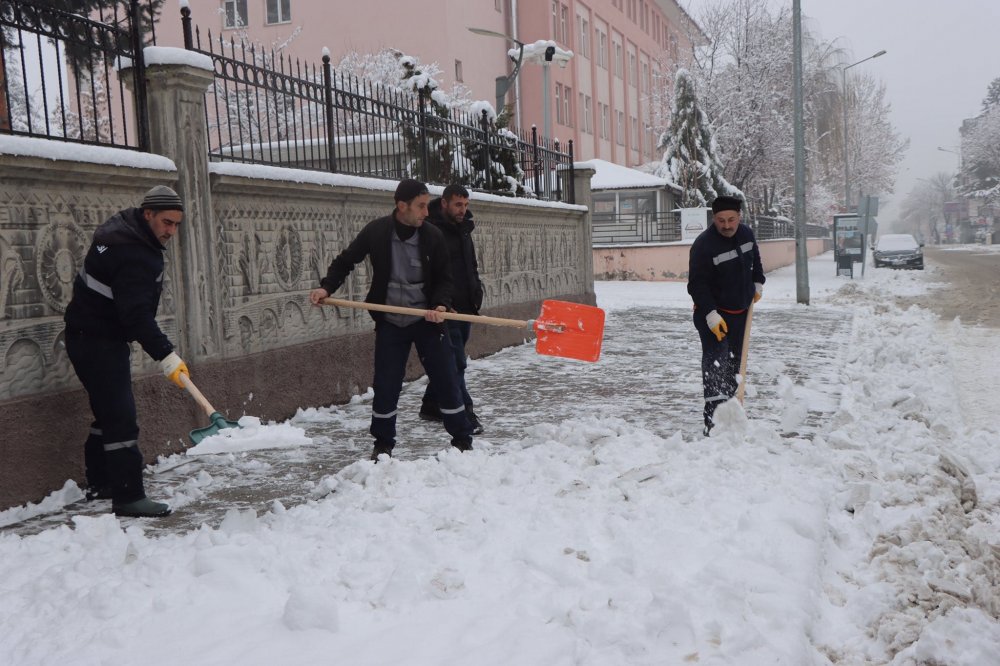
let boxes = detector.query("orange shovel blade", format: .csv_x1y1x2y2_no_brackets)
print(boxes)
533,300,606,362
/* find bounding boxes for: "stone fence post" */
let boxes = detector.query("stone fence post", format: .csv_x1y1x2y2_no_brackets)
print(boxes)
130,52,222,362
561,164,596,297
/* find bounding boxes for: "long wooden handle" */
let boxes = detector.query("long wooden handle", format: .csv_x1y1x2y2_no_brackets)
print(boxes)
736,302,754,404
179,373,218,417
320,297,531,329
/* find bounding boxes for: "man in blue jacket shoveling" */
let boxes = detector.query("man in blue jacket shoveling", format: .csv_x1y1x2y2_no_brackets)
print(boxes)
687,195,765,436
64,186,191,517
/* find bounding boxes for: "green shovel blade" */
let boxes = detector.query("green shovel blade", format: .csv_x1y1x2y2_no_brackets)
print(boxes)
188,412,241,446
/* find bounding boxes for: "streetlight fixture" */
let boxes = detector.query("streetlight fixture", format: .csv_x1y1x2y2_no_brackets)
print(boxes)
841,49,887,210
469,28,572,143
468,27,525,120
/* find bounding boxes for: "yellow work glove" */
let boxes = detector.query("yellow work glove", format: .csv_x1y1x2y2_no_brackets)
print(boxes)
159,351,189,388
706,310,728,342
753,282,763,303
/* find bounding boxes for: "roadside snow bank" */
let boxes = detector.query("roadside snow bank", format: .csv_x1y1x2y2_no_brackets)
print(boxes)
813,281,1000,663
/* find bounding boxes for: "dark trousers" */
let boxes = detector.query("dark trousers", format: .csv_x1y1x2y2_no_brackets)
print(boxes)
693,310,749,428
371,320,473,450
65,329,146,503
421,320,473,410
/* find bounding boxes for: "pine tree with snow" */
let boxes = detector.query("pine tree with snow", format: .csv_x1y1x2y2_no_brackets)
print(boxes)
655,68,738,207
399,56,456,184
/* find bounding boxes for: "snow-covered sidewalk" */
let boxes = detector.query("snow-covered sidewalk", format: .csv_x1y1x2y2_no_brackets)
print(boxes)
1,252,998,665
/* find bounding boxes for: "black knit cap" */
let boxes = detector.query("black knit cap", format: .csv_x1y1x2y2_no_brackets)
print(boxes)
711,195,742,214
140,185,184,212
394,178,429,203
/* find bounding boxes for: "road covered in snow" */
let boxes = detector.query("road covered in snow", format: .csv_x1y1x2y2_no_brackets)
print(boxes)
1,250,998,665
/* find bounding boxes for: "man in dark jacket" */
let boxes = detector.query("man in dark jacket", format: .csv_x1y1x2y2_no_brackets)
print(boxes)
308,179,474,460
63,185,191,517
687,195,765,436
418,184,485,434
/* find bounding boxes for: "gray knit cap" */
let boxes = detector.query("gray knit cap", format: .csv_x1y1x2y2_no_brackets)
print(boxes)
140,185,184,212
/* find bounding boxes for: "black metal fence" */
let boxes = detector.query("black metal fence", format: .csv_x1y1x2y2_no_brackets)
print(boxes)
594,210,831,245
180,7,574,202
593,211,682,244
0,0,153,150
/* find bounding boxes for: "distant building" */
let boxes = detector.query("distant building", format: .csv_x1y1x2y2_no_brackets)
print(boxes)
153,0,700,167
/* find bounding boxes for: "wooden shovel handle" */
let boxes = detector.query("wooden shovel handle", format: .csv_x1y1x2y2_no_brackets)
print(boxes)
736,303,754,404
320,297,531,329
179,373,218,418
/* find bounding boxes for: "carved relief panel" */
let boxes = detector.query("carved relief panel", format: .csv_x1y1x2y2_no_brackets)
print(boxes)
0,182,180,402
214,191,383,357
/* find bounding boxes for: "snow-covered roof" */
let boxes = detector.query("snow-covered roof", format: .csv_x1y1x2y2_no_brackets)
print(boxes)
578,158,680,192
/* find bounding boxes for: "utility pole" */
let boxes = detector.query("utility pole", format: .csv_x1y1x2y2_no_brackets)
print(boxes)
792,0,809,304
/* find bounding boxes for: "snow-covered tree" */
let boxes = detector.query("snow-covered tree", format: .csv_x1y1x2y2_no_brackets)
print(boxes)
898,172,954,241
843,72,908,201
668,0,907,223
961,107,1000,201
655,68,739,207
960,79,1000,201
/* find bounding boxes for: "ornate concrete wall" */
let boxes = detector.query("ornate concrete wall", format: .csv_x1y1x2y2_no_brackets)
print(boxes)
0,58,595,510
0,156,592,510
594,237,831,281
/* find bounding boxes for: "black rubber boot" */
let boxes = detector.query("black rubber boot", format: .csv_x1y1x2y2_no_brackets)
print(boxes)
419,403,443,422
113,497,171,517
370,441,393,462
85,486,113,501
466,409,484,435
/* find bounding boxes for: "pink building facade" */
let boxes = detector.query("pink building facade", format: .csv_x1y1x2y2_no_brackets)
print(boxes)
154,0,697,168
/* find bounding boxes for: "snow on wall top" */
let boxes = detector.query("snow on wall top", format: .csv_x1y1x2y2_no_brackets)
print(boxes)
0,134,177,171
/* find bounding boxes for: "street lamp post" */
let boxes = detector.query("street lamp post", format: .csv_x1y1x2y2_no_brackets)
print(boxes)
841,49,886,210
468,27,525,118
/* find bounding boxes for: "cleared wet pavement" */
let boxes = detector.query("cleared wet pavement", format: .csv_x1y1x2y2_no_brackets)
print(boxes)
7,302,852,537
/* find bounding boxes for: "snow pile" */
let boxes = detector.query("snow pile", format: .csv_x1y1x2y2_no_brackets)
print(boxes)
1,252,998,664
185,416,312,456
811,280,1000,664
0,480,84,529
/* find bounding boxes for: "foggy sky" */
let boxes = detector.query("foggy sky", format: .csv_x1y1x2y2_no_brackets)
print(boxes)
800,0,998,226
686,0,998,226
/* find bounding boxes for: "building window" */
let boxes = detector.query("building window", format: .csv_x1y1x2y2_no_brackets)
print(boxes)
577,16,590,58
600,104,609,139
629,51,637,85
596,29,608,69
561,4,570,44
642,61,649,92
616,111,625,145
496,0,502,11
563,86,572,127
631,115,639,148
265,0,290,24
223,0,248,28
455,60,463,83
614,41,623,78
555,83,563,125
582,94,593,133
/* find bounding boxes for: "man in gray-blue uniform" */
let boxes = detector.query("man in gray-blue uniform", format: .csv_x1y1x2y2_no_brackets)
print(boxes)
64,186,190,517
309,179,474,460
687,195,765,436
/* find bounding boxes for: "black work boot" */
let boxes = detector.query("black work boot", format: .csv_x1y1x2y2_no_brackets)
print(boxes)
419,402,443,422
370,441,393,462
85,485,113,501
113,497,171,517
451,438,472,452
466,409,484,435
